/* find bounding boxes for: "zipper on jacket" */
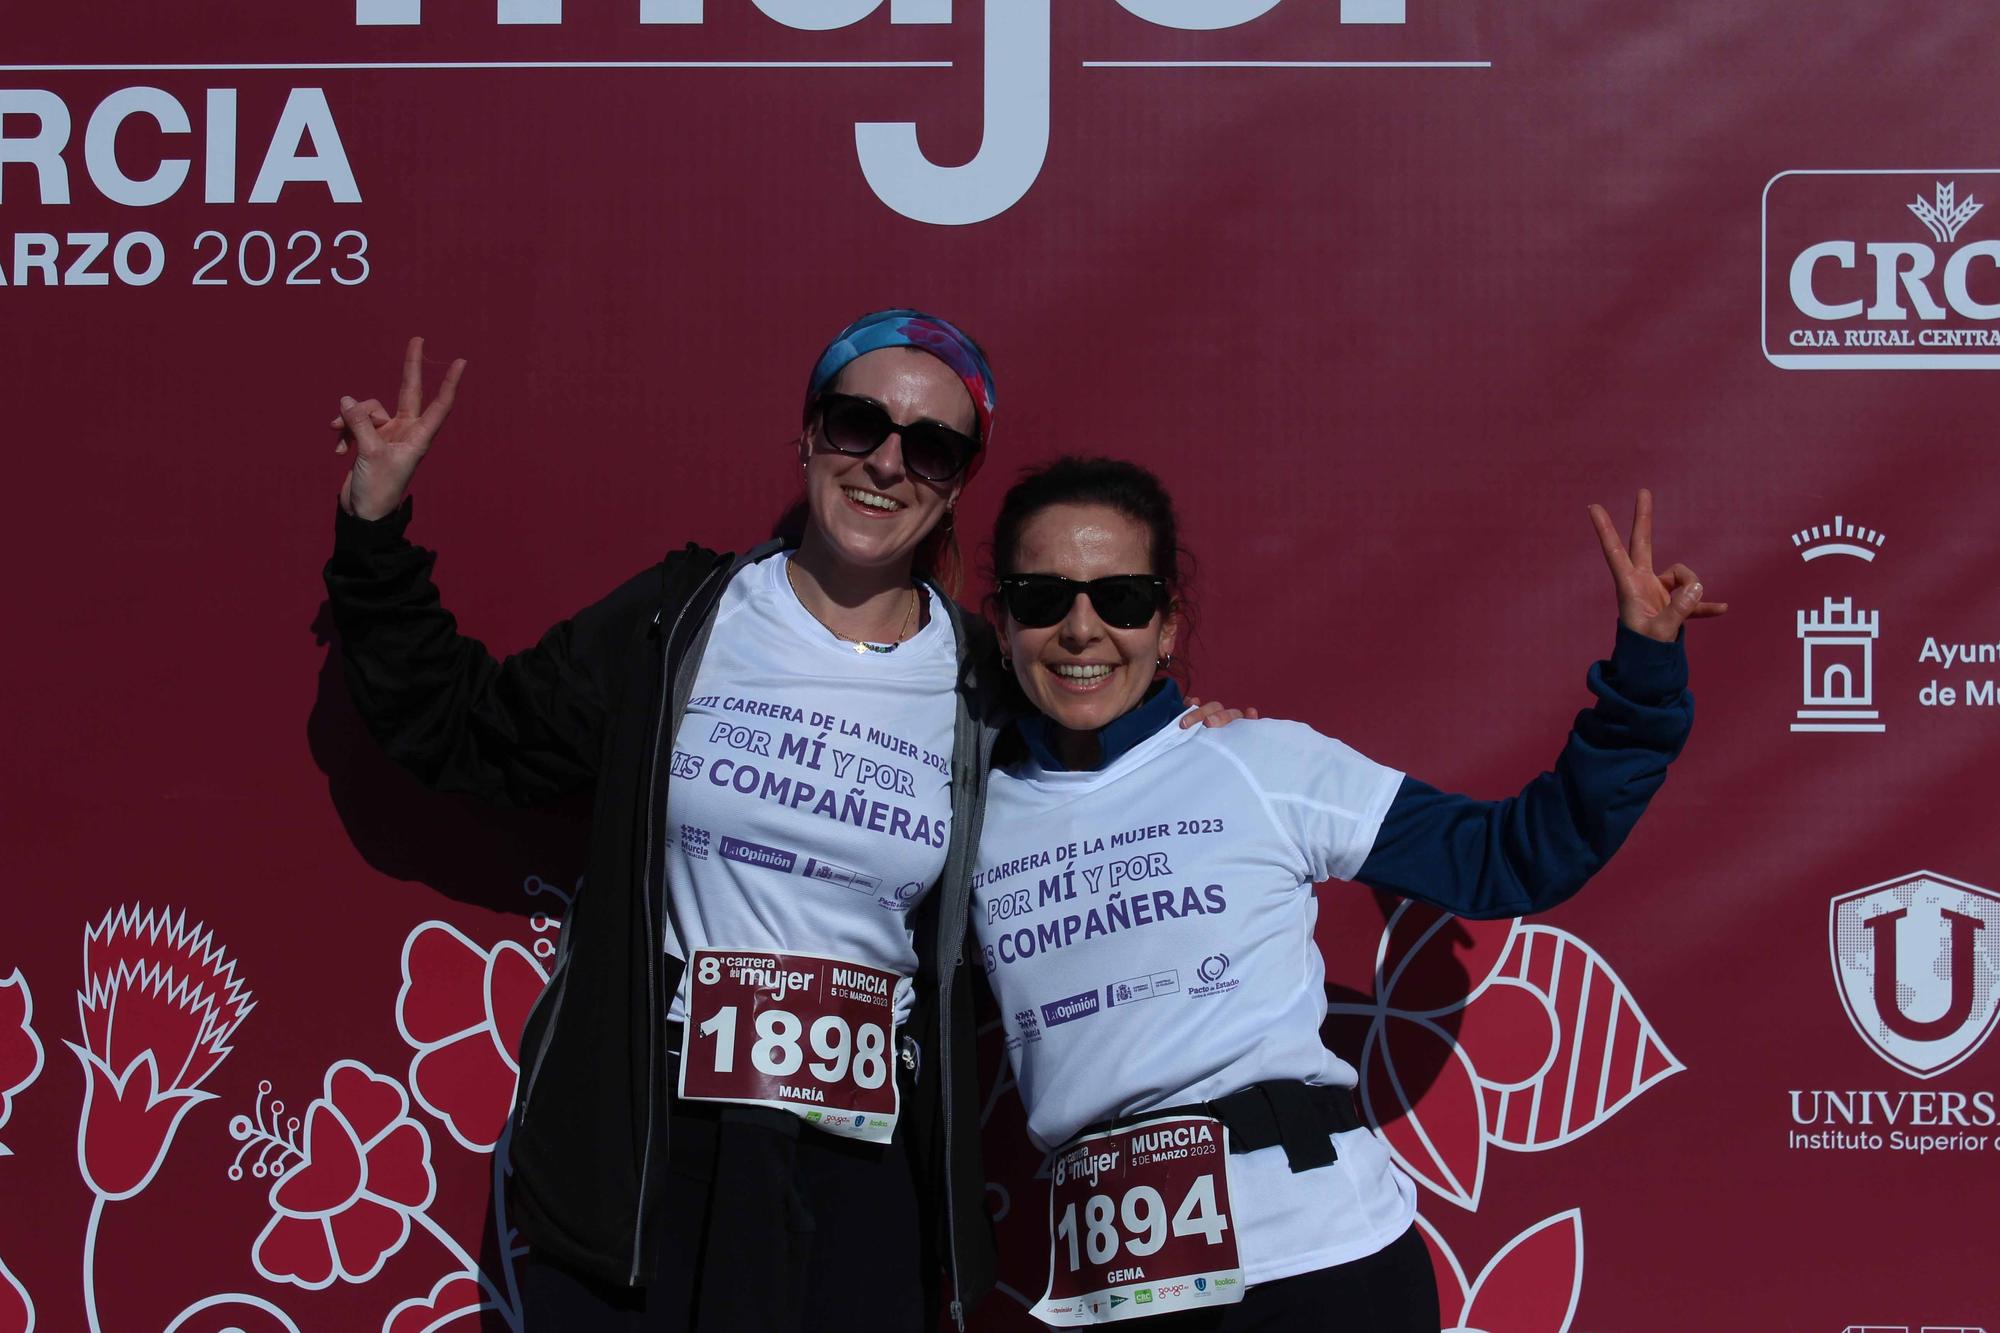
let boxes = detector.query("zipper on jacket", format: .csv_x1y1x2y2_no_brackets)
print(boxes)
938,623,987,1333
941,931,967,1329
941,936,965,1331
515,916,576,1124
628,575,716,1284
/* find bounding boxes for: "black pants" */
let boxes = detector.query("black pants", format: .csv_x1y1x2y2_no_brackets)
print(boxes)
520,1101,927,1332
1135,1225,1440,1333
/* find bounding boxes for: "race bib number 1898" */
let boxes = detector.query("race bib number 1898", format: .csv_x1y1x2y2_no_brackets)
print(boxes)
677,948,901,1143
1031,1115,1244,1326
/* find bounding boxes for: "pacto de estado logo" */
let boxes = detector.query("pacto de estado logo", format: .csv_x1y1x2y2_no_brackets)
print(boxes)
1764,169,2000,368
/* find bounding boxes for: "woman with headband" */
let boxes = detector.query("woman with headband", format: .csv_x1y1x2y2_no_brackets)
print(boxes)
969,458,1724,1329
323,312,1047,1330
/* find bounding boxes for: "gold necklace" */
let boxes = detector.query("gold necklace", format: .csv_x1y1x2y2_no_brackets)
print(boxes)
787,560,919,654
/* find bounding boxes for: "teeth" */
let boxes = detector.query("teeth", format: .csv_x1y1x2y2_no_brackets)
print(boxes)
1053,663,1114,680
843,487,904,511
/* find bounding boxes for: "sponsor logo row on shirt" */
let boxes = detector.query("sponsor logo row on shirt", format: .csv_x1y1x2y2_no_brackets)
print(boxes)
1013,957,1246,1047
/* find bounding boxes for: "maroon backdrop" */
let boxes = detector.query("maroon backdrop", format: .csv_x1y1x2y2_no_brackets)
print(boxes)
4,2,1998,1330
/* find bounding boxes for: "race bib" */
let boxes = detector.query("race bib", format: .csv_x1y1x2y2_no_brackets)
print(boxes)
677,948,901,1143
1031,1114,1245,1326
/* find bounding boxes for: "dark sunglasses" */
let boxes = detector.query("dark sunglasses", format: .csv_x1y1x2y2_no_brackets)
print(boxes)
813,392,980,483
998,574,1169,630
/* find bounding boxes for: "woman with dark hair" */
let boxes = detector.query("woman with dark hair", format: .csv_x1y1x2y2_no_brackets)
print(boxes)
971,458,1724,1329
322,312,1026,1331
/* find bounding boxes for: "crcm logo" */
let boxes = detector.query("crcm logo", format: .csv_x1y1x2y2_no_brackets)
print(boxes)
1764,169,2000,368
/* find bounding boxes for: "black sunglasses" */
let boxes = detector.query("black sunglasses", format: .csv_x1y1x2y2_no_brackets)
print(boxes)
813,392,980,483
998,574,1169,630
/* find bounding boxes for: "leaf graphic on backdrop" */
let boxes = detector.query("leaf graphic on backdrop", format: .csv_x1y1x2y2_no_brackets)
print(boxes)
1362,1016,1488,1209
1457,1209,1584,1333
1417,1209,1585,1333
1415,1211,1472,1328
1376,902,1521,1017
1477,926,1682,1151
0,1254,30,1333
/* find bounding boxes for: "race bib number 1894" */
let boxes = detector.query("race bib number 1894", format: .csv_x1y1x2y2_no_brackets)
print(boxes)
1031,1115,1244,1326
677,948,901,1143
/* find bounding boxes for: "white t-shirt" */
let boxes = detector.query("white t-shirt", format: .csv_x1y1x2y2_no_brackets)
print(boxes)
972,716,1416,1285
663,553,956,1028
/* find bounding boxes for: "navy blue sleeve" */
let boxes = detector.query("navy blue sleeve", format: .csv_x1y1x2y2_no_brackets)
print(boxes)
1353,625,1692,920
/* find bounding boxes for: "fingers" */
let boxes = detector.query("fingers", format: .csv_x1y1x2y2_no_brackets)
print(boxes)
338,395,385,453
1668,581,1702,624
1662,563,1704,627
329,403,388,429
1629,488,1654,571
1181,699,1251,729
1587,503,1634,578
330,400,390,454
398,336,426,417
418,357,467,433
330,413,390,452
1666,562,1729,618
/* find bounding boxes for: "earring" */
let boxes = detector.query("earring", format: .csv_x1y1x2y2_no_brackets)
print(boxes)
1157,654,1173,669
1001,656,1013,673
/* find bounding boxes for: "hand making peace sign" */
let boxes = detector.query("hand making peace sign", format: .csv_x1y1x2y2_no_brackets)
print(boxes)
1587,489,1728,643
330,336,468,521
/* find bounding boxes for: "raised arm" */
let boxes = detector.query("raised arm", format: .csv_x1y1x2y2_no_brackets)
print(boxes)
1354,490,1723,920
322,339,673,806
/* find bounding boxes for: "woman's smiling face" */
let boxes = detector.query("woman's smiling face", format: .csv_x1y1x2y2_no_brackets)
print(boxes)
799,348,971,574
1004,502,1177,736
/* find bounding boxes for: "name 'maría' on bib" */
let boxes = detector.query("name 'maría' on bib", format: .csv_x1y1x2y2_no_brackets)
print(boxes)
1031,1114,1245,1326
678,948,901,1142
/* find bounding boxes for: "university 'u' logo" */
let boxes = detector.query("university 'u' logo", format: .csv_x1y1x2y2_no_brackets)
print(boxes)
1863,906,1985,1042
1829,871,2000,1080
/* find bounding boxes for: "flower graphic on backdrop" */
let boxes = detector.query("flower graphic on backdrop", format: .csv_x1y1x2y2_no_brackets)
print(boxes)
395,922,549,1153
1335,901,1681,1211
253,1061,437,1290
1420,1208,1585,1333
69,907,254,1199
0,970,44,1156
383,1273,496,1333
1,970,43,1333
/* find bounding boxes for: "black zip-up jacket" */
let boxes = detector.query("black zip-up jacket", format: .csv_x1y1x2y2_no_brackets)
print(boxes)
324,501,1002,1321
